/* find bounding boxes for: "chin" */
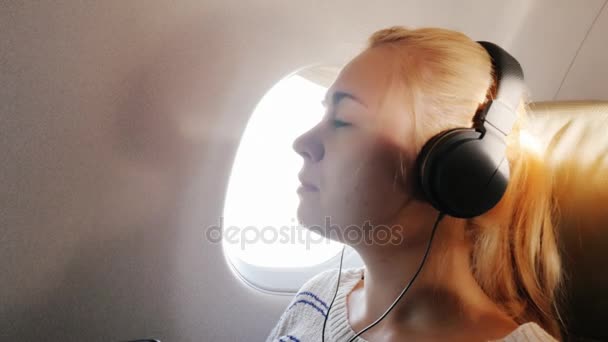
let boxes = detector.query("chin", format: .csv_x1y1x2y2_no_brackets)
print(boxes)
296,204,328,231
296,204,319,227
297,206,349,242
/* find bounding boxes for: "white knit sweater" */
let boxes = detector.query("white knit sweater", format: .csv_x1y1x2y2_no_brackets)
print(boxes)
265,268,557,342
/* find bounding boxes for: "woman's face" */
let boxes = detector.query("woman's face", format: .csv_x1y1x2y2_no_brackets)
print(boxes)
293,47,419,243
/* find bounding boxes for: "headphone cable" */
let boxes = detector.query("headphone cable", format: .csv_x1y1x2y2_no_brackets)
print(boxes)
321,244,346,342
320,211,445,342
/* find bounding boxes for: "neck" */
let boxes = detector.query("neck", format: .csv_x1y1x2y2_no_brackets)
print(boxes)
349,204,512,333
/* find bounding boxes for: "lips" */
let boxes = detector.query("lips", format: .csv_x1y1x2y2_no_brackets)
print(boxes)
299,182,319,191
297,175,319,192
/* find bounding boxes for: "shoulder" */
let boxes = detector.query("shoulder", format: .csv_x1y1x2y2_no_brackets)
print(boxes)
264,267,363,342
298,267,363,293
289,266,363,316
298,267,363,294
495,322,558,342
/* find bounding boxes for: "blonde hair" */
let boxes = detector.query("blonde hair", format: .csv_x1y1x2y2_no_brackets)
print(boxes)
368,27,563,338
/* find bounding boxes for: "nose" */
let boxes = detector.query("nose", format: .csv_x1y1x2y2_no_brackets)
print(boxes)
293,124,324,162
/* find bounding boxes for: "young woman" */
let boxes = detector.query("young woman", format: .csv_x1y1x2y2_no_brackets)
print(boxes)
266,26,562,342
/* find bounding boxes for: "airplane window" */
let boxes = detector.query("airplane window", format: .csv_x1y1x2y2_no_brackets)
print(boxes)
221,69,362,293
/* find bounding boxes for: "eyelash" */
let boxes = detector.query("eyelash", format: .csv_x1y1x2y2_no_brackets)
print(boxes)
332,119,351,128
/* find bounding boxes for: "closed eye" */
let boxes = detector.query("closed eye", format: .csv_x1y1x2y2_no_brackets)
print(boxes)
332,119,351,128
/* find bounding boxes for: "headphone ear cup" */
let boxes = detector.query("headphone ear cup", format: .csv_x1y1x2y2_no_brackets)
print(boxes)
418,128,477,213
418,128,510,218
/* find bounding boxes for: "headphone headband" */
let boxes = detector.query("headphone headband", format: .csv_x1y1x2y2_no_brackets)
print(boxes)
476,41,524,136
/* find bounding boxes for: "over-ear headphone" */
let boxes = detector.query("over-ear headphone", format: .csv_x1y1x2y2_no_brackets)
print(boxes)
417,41,524,219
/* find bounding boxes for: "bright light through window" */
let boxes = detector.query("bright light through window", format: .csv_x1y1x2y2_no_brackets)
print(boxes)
222,72,344,268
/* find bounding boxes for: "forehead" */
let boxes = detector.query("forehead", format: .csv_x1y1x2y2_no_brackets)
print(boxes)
326,47,397,109
326,46,418,150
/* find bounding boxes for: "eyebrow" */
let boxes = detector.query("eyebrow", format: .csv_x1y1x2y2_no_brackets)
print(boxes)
322,90,366,108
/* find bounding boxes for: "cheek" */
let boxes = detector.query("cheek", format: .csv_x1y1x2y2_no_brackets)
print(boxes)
321,139,407,226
